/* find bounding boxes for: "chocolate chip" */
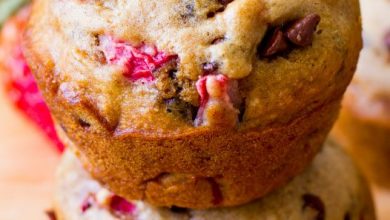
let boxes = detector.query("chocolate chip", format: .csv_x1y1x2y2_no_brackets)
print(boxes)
78,118,91,129
168,69,178,79
259,27,289,57
218,0,234,5
207,11,217,18
302,193,325,220
286,14,321,47
384,30,390,52
170,206,189,213
258,13,320,59
344,212,351,220
45,210,57,220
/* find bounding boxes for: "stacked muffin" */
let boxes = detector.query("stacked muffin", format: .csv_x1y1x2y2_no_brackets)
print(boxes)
19,0,375,219
54,139,375,219
332,0,390,188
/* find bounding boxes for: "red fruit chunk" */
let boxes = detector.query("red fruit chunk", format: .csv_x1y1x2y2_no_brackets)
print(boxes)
82,190,136,216
109,195,136,215
99,35,177,82
81,194,95,213
9,48,64,151
0,6,64,152
194,74,233,126
206,177,223,205
196,74,230,108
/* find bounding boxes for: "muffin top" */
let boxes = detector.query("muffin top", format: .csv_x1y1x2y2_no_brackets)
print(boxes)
343,0,390,126
25,0,361,136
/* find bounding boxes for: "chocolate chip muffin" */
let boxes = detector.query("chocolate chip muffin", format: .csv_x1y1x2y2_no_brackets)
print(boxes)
24,0,362,208
54,141,375,220
332,0,390,188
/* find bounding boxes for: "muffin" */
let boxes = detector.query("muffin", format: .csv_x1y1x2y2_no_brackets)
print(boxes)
332,0,390,188
55,140,375,220
24,0,362,208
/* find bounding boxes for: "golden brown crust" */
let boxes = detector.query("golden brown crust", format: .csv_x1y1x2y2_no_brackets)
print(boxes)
57,99,338,209
55,142,376,220
24,0,361,208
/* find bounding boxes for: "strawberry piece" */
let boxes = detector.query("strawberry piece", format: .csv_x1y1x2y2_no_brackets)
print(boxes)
194,74,237,127
109,195,136,215
80,194,95,213
0,6,64,152
99,35,177,82
84,190,136,216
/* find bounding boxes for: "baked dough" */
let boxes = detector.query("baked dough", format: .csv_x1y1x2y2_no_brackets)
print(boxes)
25,0,361,208
54,141,375,220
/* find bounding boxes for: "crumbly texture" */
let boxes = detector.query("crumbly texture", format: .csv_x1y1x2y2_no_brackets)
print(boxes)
55,141,375,220
332,0,390,188
25,0,361,208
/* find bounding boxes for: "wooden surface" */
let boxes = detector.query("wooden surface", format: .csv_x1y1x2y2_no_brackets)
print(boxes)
0,86,388,220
